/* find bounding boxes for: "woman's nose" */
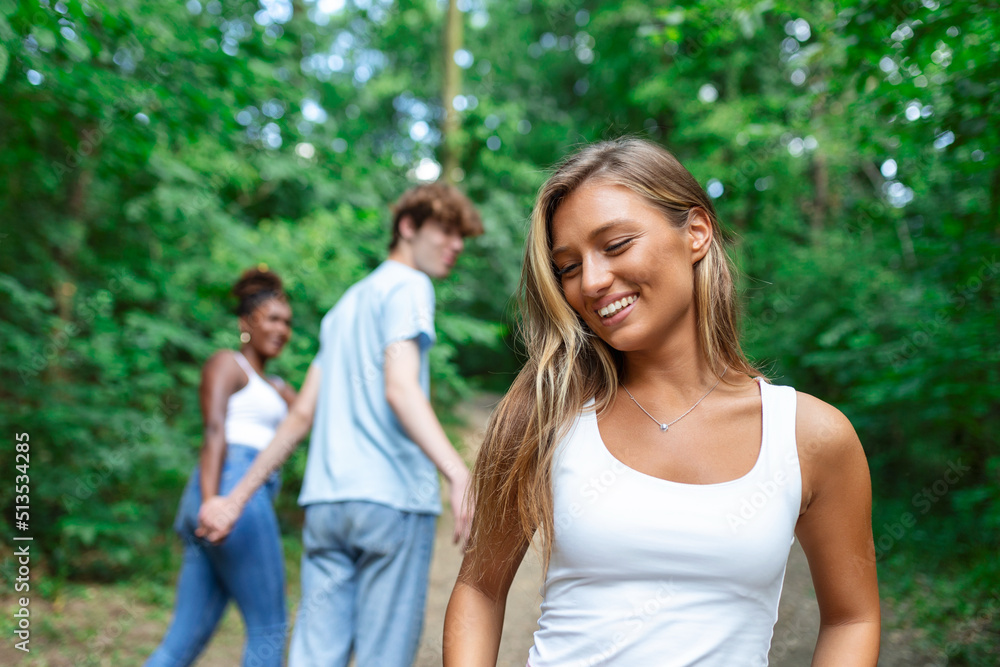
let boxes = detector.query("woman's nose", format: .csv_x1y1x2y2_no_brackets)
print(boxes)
581,257,613,297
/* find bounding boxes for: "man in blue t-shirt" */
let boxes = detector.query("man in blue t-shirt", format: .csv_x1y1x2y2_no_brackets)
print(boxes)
197,183,484,666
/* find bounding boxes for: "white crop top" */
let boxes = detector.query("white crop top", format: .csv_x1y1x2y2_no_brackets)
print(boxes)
224,352,288,450
528,379,801,667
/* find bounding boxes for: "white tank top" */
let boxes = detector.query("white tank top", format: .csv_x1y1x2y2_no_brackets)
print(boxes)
528,379,801,667
223,352,288,450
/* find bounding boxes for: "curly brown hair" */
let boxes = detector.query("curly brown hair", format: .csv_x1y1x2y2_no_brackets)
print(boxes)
389,182,483,249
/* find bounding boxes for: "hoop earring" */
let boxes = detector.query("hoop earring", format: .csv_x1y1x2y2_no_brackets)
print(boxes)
240,331,251,343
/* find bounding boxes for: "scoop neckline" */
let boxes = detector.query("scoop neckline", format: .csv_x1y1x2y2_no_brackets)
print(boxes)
587,377,768,489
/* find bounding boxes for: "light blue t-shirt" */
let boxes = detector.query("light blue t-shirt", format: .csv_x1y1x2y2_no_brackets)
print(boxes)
298,260,442,515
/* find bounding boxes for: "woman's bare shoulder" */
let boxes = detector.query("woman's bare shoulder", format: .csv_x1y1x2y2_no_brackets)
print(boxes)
793,391,869,512
204,349,239,367
793,390,863,463
201,350,245,388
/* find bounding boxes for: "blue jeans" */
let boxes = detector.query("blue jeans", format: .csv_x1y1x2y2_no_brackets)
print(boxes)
146,445,287,667
288,501,436,667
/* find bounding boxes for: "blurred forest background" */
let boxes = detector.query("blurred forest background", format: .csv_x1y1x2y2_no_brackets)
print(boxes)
1,0,997,662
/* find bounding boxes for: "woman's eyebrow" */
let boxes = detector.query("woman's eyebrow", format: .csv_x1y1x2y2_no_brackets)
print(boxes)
551,219,635,255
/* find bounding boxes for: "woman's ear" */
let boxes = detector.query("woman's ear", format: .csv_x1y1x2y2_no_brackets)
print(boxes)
687,208,713,263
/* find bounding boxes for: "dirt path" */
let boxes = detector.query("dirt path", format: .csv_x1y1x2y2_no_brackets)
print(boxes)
414,393,542,666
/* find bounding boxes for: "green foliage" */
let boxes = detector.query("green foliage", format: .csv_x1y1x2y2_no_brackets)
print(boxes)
1,0,997,658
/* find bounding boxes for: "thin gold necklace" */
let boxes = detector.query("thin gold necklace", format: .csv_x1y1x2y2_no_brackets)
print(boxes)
622,367,729,433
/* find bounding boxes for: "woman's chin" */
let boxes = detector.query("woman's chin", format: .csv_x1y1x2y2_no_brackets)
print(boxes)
262,346,285,359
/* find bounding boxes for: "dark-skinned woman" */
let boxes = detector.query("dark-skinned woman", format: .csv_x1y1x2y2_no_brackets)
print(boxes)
147,267,296,667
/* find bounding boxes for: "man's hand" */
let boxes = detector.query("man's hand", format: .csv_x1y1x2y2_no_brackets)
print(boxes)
196,495,243,544
449,470,474,548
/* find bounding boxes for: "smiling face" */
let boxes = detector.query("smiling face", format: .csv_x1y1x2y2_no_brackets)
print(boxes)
549,181,712,355
241,298,292,360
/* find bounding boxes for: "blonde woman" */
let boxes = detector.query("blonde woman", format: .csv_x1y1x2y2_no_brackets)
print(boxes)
444,138,880,665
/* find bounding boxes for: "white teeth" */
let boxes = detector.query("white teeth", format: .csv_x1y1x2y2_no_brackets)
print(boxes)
598,296,637,318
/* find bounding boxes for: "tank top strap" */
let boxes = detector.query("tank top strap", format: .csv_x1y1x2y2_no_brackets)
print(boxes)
233,350,257,379
760,380,797,445
757,379,802,505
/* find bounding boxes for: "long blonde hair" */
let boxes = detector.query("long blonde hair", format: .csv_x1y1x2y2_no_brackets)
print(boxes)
467,138,760,575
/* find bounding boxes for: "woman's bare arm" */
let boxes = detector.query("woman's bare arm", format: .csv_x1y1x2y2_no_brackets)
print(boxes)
795,393,881,666
198,352,244,500
444,520,531,666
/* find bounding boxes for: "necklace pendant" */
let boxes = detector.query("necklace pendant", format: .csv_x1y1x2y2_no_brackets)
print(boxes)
659,423,669,432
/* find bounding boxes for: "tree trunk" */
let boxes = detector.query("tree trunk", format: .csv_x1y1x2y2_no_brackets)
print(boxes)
990,167,1000,237
47,127,96,384
441,0,463,183
810,151,828,232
